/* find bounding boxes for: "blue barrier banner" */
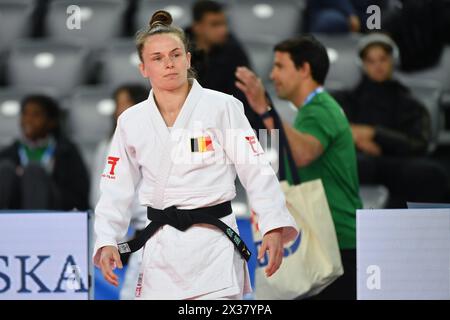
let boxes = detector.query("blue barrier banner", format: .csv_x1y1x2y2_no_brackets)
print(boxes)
357,208,450,300
0,211,91,300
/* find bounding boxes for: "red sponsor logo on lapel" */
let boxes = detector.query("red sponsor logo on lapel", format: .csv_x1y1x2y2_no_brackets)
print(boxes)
245,136,263,155
102,156,120,180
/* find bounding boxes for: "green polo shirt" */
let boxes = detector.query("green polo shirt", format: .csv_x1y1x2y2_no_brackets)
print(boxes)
284,91,362,249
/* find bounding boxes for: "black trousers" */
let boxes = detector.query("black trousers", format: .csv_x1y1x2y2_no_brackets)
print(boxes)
357,154,450,208
0,160,61,210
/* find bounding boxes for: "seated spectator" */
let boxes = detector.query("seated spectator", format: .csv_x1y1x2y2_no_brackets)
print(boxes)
185,0,266,131
0,95,89,210
382,0,450,71
90,84,148,300
305,0,387,34
333,33,450,207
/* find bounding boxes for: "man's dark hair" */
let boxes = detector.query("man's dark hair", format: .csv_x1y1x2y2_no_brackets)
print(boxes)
274,35,330,85
192,0,224,22
21,94,60,120
20,94,62,136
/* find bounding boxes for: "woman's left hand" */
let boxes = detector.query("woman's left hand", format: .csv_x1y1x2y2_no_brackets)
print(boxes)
258,227,284,277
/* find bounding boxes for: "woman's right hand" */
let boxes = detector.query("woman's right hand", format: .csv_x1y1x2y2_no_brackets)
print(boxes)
99,245,123,287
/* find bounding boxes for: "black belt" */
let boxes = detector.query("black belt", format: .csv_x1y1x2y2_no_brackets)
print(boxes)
117,201,251,261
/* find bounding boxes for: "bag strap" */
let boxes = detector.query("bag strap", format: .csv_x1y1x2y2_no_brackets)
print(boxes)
269,100,301,185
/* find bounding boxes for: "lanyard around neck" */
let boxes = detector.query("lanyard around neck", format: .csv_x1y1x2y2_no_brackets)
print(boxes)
302,86,324,107
18,140,56,167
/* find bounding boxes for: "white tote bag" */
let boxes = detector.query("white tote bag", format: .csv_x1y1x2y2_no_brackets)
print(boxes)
252,179,343,300
252,110,343,299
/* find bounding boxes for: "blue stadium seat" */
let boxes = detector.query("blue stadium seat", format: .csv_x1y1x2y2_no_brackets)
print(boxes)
396,46,450,92
66,86,119,168
45,0,128,50
395,47,450,147
7,40,90,96
0,0,37,53
135,0,194,31
0,51,7,86
100,38,149,89
229,0,304,43
398,79,443,153
359,185,389,209
313,33,363,91
438,92,450,145
66,86,115,147
242,38,276,81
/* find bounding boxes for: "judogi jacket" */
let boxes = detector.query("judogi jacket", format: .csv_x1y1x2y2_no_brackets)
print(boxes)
93,79,298,299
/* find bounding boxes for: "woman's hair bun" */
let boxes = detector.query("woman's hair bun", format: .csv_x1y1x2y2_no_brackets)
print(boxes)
149,10,173,28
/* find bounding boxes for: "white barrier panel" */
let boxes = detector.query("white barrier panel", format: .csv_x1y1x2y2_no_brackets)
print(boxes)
0,211,91,300
357,209,450,300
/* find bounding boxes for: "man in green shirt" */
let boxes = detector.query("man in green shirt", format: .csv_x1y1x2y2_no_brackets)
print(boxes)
235,35,362,299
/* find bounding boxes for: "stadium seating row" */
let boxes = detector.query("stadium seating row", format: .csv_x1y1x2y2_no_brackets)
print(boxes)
0,0,306,53
2,34,450,92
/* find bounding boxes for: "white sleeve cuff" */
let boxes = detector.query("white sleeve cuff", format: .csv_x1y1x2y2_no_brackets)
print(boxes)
92,238,118,268
258,209,299,244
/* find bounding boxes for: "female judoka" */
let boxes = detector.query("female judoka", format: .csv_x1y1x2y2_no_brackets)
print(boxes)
93,10,298,300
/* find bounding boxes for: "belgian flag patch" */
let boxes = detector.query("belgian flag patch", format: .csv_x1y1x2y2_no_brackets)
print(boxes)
190,136,214,152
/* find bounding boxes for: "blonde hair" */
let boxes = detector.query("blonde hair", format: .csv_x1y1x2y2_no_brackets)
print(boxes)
135,10,196,78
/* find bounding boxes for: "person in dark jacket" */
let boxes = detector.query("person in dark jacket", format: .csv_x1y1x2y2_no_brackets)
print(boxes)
381,0,450,71
334,34,449,207
0,94,90,210
185,0,266,132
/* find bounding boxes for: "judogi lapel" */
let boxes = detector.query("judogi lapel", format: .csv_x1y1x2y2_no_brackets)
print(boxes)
146,79,203,209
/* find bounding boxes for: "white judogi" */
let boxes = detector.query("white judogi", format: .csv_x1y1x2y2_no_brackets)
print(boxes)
93,79,298,299
91,139,146,300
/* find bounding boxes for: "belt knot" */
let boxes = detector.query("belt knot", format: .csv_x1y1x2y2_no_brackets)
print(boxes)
165,206,193,231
